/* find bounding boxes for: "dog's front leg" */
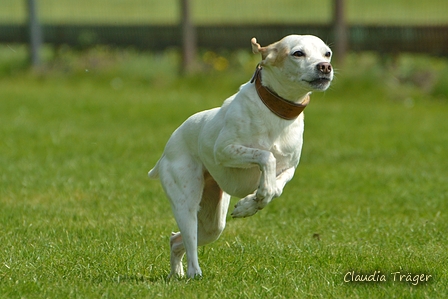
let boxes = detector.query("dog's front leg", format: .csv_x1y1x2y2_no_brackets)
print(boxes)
216,144,278,198
231,166,295,218
273,166,296,197
216,144,279,216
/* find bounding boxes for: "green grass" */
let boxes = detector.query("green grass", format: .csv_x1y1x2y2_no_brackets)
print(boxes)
2,0,448,25
1,47,448,298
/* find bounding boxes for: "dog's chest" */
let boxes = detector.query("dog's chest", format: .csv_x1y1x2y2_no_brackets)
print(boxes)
270,139,300,161
258,125,303,167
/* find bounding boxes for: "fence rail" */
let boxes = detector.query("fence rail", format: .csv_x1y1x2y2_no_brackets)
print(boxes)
2,24,448,55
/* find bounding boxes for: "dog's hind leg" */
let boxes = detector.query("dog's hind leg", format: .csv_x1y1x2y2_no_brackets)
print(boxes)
197,172,230,247
169,232,185,278
159,155,204,279
167,170,231,279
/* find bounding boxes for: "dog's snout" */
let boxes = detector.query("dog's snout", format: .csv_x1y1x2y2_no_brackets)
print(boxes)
316,62,332,74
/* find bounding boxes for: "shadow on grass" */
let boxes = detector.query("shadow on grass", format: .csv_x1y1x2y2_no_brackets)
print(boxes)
115,274,169,284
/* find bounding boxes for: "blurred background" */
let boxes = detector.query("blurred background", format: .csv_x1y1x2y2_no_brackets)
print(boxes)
1,0,448,70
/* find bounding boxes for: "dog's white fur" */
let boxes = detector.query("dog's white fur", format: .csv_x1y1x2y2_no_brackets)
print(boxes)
149,35,333,278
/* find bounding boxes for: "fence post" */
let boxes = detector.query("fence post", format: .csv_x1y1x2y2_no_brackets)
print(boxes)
26,0,43,68
333,0,347,64
180,0,197,74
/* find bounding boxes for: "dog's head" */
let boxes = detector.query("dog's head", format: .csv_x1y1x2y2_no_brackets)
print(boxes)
251,35,333,98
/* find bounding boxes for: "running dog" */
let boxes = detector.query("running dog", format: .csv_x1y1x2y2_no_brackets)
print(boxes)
149,34,333,278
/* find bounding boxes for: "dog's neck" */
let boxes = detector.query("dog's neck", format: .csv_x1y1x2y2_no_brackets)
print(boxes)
251,66,310,120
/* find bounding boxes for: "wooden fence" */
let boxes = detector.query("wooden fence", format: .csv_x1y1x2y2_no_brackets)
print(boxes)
2,0,447,72
2,23,447,54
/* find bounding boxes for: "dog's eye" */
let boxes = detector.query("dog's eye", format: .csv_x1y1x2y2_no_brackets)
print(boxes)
292,51,305,57
325,51,332,58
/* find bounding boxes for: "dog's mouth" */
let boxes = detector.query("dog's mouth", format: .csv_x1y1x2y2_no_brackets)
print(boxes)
304,77,332,90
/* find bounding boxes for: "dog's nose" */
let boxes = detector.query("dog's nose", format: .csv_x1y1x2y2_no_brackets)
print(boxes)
316,62,332,74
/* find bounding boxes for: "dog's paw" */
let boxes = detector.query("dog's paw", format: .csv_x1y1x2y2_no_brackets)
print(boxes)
231,194,260,218
256,184,281,201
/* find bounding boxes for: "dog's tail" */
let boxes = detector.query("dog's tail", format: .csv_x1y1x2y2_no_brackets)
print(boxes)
148,158,161,179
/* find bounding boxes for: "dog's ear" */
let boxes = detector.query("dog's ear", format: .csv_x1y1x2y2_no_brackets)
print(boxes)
251,38,264,54
251,37,278,66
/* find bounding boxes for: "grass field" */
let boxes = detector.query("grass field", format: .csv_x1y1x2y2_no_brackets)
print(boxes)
1,46,448,298
2,0,448,25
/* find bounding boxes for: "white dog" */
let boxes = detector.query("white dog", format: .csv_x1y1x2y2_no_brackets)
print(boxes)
148,35,333,278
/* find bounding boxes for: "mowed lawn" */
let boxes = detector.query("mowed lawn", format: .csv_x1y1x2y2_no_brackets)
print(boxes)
0,48,448,298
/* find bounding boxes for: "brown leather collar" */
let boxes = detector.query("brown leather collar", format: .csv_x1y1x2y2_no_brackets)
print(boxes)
251,66,310,120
